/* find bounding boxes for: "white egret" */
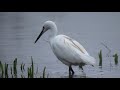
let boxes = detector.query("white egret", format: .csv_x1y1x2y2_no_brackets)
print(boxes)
35,21,96,76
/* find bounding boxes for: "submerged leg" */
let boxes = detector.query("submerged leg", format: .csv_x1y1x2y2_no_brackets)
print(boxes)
79,65,83,71
79,65,86,77
70,66,74,75
69,66,74,77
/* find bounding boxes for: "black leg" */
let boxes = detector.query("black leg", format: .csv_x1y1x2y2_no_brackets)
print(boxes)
79,65,83,71
70,66,74,75
69,66,74,78
79,65,86,77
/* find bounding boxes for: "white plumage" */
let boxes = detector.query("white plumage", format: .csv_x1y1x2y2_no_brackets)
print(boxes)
35,21,96,76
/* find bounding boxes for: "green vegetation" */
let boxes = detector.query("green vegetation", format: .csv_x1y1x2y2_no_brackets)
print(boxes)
13,58,17,78
0,61,4,78
98,48,119,70
0,57,47,78
113,53,118,65
0,50,119,78
27,57,34,78
98,50,102,67
43,67,46,78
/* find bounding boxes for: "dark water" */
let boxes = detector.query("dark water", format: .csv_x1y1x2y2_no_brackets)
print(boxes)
0,12,120,78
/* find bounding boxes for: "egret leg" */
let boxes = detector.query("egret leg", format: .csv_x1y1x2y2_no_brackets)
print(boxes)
79,65,83,71
69,66,74,77
79,65,86,77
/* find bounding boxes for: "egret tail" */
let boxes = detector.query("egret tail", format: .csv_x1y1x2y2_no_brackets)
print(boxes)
80,54,96,66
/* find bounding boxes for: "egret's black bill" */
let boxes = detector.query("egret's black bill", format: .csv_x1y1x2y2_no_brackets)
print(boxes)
34,27,45,44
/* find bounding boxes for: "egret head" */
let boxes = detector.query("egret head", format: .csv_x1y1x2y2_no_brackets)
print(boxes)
34,21,57,43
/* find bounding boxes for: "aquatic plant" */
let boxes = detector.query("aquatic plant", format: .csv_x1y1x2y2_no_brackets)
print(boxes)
113,53,118,65
0,61,4,78
5,63,8,78
13,58,17,78
0,57,48,78
98,50,102,67
43,67,46,78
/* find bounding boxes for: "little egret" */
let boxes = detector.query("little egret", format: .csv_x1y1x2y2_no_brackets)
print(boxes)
35,21,96,76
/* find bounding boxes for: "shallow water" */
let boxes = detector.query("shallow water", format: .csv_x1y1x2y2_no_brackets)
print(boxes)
0,12,120,78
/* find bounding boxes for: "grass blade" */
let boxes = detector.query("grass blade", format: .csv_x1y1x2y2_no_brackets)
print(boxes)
13,58,17,78
99,50,102,67
43,67,46,78
31,56,34,78
28,67,30,78
113,53,118,65
20,63,23,73
0,61,4,78
5,63,8,78
10,66,14,78
23,64,25,71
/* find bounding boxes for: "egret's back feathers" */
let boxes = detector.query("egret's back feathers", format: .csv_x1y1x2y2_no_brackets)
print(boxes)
63,35,89,55
50,35,96,66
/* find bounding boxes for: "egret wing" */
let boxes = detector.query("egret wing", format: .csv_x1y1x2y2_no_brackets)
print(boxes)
63,35,89,55
63,35,95,65
51,35,95,66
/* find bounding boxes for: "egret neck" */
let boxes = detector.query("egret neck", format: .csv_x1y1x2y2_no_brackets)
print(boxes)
49,23,58,39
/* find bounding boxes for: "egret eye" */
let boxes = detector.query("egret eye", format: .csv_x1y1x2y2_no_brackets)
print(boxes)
43,26,45,30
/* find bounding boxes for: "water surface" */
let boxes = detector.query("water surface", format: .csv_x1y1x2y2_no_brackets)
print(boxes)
0,12,120,78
